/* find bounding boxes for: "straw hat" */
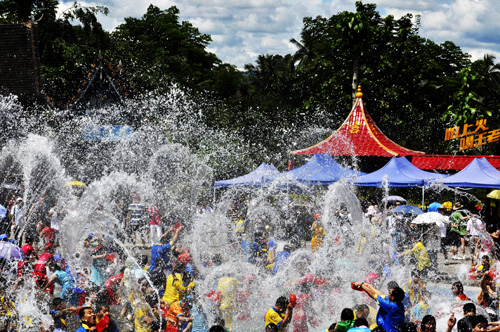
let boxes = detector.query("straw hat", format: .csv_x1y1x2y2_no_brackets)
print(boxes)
453,202,464,210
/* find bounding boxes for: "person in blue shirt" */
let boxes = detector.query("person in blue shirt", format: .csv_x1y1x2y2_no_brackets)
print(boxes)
387,281,412,323
50,297,77,332
45,263,78,306
272,245,291,275
352,281,405,332
149,224,182,271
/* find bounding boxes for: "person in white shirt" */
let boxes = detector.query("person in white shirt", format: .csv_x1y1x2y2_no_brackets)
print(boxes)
467,215,485,263
437,208,450,265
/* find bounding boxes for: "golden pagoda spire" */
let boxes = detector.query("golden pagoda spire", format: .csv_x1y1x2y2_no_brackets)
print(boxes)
356,85,363,98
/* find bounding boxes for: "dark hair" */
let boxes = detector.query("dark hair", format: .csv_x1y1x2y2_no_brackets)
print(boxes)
140,254,148,266
95,302,109,313
209,326,225,332
463,303,476,314
469,315,488,328
372,326,386,332
354,318,369,327
213,254,222,266
145,293,158,305
328,323,337,332
275,296,289,307
49,262,61,271
421,315,436,331
183,297,194,307
453,281,464,293
401,322,417,332
214,317,225,326
354,304,369,312
52,298,64,307
266,323,278,332
78,306,94,319
391,287,405,303
482,255,490,261
411,270,420,277
119,266,126,274
387,281,399,290
340,308,354,321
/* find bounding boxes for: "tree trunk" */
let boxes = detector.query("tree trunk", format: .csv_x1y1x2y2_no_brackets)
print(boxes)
352,56,359,106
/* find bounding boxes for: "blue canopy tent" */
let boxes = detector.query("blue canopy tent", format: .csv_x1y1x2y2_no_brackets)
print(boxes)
265,154,365,186
214,163,280,188
353,157,446,187
354,157,447,207
426,158,500,188
477,158,500,181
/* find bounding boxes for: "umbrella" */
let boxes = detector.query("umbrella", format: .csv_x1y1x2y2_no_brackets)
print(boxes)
487,190,500,200
411,212,445,225
392,205,424,215
442,201,452,210
383,196,407,204
427,202,443,212
0,242,25,260
65,180,87,188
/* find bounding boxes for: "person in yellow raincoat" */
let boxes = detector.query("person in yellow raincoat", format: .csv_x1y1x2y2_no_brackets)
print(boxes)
134,294,160,332
163,271,196,305
396,237,431,277
311,215,326,253
217,276,240,331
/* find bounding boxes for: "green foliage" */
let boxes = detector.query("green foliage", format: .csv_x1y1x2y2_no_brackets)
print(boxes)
7,0,500,173
443,67,483,124
110,5,220,94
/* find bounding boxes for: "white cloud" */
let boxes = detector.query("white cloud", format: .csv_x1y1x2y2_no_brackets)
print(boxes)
60,0,500,67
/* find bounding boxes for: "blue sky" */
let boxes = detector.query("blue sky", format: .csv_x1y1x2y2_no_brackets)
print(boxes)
59,0,500,68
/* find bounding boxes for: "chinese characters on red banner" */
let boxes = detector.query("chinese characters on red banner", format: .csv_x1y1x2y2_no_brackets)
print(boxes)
444,119,500,150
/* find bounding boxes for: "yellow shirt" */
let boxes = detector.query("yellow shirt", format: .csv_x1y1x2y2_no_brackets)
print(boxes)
405,279,426,304
217,277,240,310
405,242,431,271
162,273,195,305
134,305,157,332
265,307,285,331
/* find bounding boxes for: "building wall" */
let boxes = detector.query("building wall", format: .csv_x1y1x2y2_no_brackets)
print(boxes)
0,23,41,104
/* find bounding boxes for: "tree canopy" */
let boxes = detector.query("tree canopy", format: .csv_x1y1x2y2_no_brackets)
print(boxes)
2,0,500,175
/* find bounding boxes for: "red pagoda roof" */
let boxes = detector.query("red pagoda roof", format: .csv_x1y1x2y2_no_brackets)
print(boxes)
412,155,500,171
291,86,424,157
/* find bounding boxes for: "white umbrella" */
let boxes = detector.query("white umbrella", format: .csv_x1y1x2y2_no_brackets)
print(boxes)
411,212,445,225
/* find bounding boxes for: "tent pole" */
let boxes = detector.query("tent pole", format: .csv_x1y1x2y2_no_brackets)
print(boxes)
421,186,425,211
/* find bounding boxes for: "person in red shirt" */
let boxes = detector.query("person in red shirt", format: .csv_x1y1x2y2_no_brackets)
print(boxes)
452,281,470,301
33,251,55,293
40,223,56,252
99,267,125,305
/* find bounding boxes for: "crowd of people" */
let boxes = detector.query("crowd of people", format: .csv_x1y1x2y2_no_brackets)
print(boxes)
1,190,500,332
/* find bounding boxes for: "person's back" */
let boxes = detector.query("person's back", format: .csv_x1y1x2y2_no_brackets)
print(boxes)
457,303,477,332
272,248,291,275
191,304,209,332
337,308,355,332
128,202,145,225
166,300,183,327
348,318,371,332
